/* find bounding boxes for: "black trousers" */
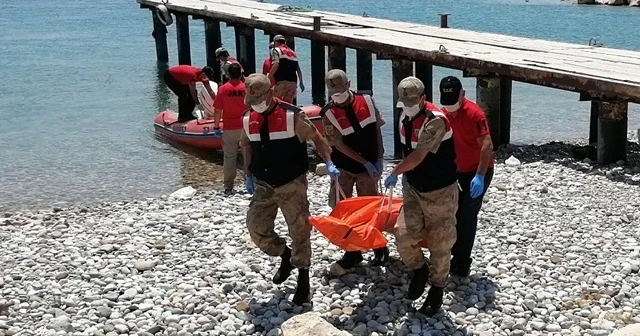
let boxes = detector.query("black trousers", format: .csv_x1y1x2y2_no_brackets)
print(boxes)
163,71,197,122
450,168,494,272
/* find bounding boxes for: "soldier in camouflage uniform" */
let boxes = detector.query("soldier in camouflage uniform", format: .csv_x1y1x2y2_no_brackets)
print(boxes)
384,76,459,316
320,69,389,270
240,74,340,305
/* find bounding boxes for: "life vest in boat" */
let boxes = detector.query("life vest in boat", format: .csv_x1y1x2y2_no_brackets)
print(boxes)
243,99,308,187
321,91,379,174
273,45,298,83
400,103,458,192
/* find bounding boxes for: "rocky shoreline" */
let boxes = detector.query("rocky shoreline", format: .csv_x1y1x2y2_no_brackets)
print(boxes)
576,0,640,6
1,131,640,336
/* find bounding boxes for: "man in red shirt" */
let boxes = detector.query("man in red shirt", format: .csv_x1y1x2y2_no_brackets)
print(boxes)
439,76,495,277
212,63,249,195
262,42,276,87
164,65,215,122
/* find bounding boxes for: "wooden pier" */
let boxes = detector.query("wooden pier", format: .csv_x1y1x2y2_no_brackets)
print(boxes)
138,0,640,164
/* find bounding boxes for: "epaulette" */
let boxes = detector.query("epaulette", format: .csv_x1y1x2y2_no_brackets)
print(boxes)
354,90,373,96
277,101,303,113
319,102,334,117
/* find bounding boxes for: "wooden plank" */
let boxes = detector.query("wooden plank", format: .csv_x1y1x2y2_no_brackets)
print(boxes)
135,0,640,103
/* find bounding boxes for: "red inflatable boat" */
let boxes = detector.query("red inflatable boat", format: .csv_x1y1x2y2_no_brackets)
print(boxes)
153,106,325,151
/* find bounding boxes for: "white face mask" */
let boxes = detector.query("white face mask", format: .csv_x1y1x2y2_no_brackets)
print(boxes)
252,101,269,113
442,102,461,112
331,91,350,104
402,104,421,117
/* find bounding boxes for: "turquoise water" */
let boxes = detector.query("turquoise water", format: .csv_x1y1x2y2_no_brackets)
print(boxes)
0,0,638,211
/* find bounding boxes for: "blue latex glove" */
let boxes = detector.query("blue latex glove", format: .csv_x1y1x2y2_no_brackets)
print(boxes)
384,174,398,189
299,82,305,92
212,127,222,138
470,174,484,199
326,161,340,178
363,162,377,178
245,176,255,194
374,159,383,176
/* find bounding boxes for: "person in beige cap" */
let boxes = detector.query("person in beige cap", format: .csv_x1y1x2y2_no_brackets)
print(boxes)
383,76,459,316
239,73,340,305
266,34,304,103
319,69,389,273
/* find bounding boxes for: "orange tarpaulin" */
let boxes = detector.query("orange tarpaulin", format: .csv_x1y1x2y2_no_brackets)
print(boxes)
309,195,403,252
310,182,430,252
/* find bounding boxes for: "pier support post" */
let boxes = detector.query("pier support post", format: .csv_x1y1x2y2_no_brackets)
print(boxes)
151,8,169,63
328,45,346,71
499,79,513,145
234,25,256,76
175,14,191,65
415,61,433,102
595,101,628,165
204,19,222,83
392,59,415,159
589,102,598,145
356,50,373,92
310,41,326,106
476,77,502,146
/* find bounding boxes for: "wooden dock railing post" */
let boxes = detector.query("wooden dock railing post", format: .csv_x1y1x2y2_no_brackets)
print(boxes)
204,19,222,83
415,61,433,102
595,101,628,165
392,59,415,159
175,14,191,65
356,50,373,92
476,77,502,147
499,79,513,145
438,13,450,28
151,8,169,63
328,46,347,72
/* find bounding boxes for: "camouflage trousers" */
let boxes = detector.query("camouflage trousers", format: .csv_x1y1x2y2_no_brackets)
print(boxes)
328,169,379,208
246,174,312,268
394,178,459,288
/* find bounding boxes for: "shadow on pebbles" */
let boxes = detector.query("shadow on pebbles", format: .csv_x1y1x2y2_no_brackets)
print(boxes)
1,133,640,336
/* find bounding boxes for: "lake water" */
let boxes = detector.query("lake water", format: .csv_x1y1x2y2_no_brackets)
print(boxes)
0,0,638,211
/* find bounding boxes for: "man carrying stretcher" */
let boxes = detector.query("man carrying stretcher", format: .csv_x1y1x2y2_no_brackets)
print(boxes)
384,76,459,316
320,69,389,271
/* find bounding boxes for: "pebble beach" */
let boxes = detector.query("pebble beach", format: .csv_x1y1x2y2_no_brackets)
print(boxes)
1,132,640,336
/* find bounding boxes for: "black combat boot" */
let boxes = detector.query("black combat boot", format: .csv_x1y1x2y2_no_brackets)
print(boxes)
450,257,472,277
292,268,310,305
370,246,390,266
272,247,294,284
407,263,430,300
419,286,444,316
336,251,364,269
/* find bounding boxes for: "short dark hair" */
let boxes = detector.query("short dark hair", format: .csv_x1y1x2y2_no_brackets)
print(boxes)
201,66,215,79
228,63,242,79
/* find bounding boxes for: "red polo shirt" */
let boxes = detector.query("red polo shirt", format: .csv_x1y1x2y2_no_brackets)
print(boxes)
444,98,494,173
168,65,201,85
262,57,276,87
212,79,249,130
